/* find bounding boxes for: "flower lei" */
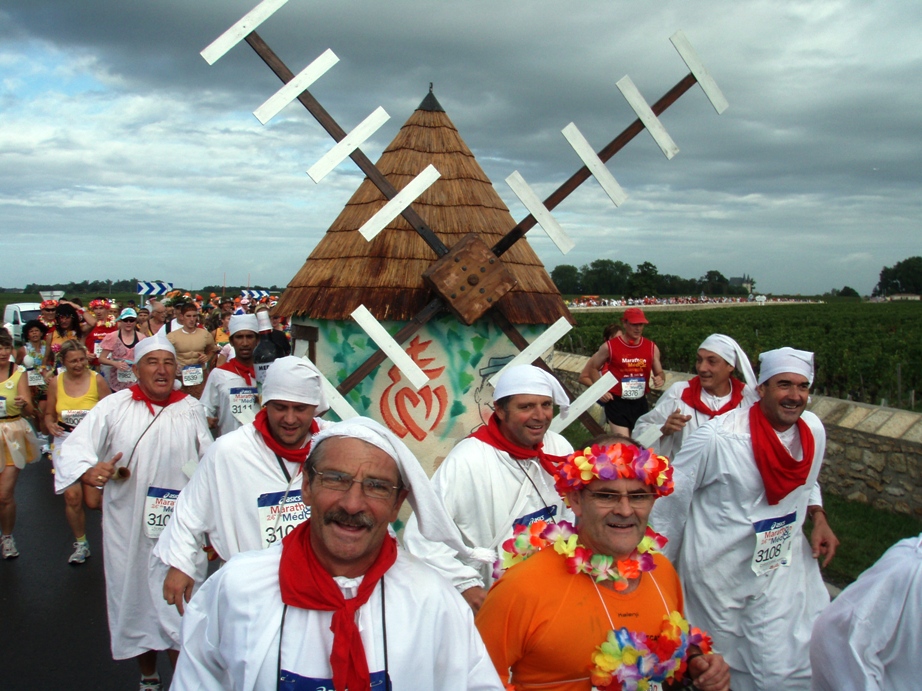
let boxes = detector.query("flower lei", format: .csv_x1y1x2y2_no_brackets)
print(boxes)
590,612,713,691
493,443,712,691
493,520,665,589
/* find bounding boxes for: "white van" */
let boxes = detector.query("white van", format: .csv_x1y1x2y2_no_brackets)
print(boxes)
3,303,42,345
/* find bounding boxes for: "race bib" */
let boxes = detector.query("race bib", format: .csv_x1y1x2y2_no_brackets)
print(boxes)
751,511,797,576
144,486,179,539
61,409,89,428
181,365,204,386
27,369,44,387
117,367,137,383
229,386,259,425
279,669,388,690
255,362,272,385
94,342,103,358
513,505,558,529
620,375,646,400
258,489,310,549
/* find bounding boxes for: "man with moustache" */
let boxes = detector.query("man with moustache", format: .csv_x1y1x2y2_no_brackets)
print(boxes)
651,347,839,691
55,332,212,691
173,417,504,691
404,365,574,612
632,333,759,457
154,356,329,615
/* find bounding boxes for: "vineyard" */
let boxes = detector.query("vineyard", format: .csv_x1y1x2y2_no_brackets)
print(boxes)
557,301,922,410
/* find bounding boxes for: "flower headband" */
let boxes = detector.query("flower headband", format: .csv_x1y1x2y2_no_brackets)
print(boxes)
89,299,110,309
40,300,58,309
552,443,674,497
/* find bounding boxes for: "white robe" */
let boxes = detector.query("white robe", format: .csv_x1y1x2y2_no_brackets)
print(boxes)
810,533,922,691
402,432,574,592
173,545,505,691
55,389,213,659
632,378,759,458
650,407,829,691
153,421,323,579
199,367,253,437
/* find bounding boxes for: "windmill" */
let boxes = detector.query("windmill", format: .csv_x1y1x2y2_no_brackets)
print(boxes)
200,0,728,471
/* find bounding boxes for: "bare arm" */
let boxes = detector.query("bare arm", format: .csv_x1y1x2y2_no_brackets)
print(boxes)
808,506,838,567
581,344,612,401
651,344,664,389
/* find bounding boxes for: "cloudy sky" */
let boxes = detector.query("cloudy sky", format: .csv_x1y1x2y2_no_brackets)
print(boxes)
2,0,919,295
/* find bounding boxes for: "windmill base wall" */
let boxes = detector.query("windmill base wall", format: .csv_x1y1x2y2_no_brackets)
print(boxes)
291,313,545,477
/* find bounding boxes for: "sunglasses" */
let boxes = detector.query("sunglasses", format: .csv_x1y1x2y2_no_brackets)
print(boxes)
122,318,137,323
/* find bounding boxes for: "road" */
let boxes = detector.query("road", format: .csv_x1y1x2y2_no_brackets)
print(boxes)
0,457,175,690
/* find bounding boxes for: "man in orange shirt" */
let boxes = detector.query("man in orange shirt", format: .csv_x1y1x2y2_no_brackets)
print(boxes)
476,440,729,691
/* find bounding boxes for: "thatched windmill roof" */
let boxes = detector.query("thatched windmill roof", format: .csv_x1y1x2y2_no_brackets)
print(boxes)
275,90,572,325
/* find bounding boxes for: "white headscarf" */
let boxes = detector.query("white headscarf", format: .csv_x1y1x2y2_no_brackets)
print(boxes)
261,356,329,415
758,347,815,386
229,314,258,336
492,364,570,416
698,333,757,388
133,331,175,361
310,417,494,565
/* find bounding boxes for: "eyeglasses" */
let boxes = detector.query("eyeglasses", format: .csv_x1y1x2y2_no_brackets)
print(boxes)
585,490,657,508
313,469,400,500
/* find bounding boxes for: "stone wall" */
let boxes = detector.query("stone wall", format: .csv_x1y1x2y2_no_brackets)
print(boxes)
548,351,922,517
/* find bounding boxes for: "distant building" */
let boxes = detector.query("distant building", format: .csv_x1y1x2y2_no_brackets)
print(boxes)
889,293,920,301
729,273,754,292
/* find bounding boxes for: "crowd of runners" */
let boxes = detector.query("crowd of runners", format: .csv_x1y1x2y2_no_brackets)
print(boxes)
0,302,918,691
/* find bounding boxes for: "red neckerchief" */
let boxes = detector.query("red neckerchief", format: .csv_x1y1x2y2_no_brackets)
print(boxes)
279,520,397,691
470,413,569,478
217,358,256,386
680,376,746,418
129,384,187,415
749,404,815,505
253,408,319,464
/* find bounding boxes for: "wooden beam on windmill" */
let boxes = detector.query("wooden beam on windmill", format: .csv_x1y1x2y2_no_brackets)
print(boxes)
422,234,517,326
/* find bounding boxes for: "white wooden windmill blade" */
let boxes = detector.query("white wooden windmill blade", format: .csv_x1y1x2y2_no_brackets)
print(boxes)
350,305,430,390
670,31,729,115
505,171,575,254
358,165,441,241
549,372,617,434
254,49,340,124
308,107,391,183
201,0,290,65
487,317,573,388
616,75,680,160
561,122,628,207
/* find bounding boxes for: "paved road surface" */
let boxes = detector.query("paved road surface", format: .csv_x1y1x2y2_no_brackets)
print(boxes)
0,457,175,690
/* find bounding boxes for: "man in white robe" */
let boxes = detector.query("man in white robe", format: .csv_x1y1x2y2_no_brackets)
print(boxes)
651,347,839,691
154,355,330,614
173,417,503,691
811,532,922,690
199,314,259,436
56,332,212,690
403,365,574,612
633,333,759,457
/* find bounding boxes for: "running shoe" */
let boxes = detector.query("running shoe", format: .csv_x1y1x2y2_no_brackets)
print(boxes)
139,677,162,691
68,541,91,565
1,535,19,559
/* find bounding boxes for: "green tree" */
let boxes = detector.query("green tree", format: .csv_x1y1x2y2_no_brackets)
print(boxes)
874,256,922,296
550,264,581,294
628,261,659,296
698,269,730,295
580,259,632,295
839,286,860,298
